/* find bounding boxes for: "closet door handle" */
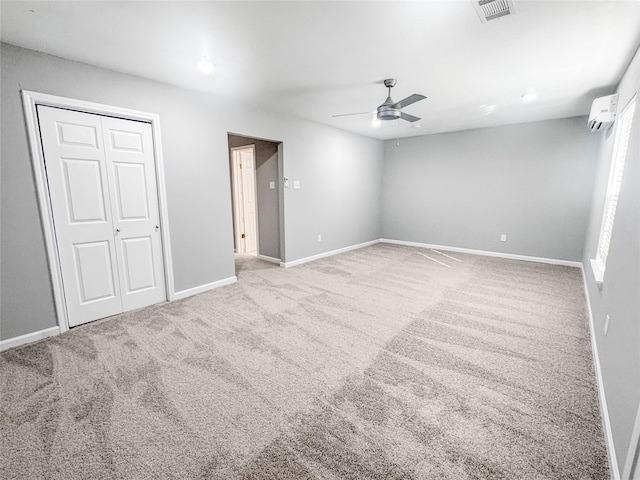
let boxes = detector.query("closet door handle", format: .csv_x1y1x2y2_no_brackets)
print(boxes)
115,228,121,234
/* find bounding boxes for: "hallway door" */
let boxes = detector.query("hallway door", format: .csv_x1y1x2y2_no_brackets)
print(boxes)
232,145,258,254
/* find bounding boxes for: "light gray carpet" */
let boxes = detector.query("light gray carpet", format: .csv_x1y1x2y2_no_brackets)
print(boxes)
0,244,608,479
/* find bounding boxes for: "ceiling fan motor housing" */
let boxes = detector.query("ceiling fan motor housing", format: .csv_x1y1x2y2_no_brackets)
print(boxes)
377,105,401,120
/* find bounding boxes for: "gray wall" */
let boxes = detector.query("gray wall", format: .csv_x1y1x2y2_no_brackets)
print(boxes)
582,46,640,477
381,118,600,261
282,126,383,259
0,43,384,340
228,135,281,259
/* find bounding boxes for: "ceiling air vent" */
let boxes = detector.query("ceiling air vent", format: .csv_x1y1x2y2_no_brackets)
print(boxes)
472,0,515,23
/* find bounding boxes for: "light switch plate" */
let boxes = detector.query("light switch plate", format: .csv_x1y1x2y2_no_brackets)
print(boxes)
293,180,300,189
269,181,275,189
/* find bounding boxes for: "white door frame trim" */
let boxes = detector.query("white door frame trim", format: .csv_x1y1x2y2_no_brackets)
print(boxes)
22,90,176,333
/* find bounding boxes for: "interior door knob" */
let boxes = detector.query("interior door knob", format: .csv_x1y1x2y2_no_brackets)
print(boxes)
115,228,120,233
155,225,160,230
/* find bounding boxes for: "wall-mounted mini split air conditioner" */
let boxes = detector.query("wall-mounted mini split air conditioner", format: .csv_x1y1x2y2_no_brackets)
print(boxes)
588,94,619,132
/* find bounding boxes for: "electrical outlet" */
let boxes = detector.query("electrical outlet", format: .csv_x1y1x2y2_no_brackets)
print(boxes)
317,234,322,243
500,234,507,242
604,314,611,335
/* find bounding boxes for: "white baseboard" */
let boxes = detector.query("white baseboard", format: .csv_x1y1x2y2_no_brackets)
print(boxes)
257,254,281,264
581,266,620,480
623,404,640,479
380,238,582,268
280,239,380,268
1,278,238,351
0,326,61,352
173,276,237,300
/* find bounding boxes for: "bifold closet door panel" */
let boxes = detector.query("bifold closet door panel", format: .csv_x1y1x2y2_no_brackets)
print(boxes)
101,116,167,312
37,106,123,326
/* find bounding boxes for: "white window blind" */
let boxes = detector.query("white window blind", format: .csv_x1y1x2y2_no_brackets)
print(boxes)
592,94,636,282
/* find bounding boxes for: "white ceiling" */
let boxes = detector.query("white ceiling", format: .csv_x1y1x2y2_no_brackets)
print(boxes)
2,1,639,140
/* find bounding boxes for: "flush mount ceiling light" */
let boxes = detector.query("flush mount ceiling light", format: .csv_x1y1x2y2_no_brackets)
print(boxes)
521,92,538,102
196,57,215,75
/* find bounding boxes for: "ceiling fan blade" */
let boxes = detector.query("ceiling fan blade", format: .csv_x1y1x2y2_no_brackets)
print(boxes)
400,112,421,123
332,111,374,118
392,94,426,109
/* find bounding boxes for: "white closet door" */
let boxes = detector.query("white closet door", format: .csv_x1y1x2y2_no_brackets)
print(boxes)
38,106,167,327
102,117,166,312
37,106,123,326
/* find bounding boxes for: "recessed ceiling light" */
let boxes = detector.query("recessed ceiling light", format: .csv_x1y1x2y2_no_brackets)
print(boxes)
481,104,496,115
197,57,215,75
411,124,422,129
521,92,538,102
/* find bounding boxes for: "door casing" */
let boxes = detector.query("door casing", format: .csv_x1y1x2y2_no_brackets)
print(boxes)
22,90,175,333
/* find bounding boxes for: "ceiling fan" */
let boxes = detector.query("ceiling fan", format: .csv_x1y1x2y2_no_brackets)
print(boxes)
333,79,427,122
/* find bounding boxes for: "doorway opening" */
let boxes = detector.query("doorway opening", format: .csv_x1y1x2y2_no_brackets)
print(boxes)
228,133,283,274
